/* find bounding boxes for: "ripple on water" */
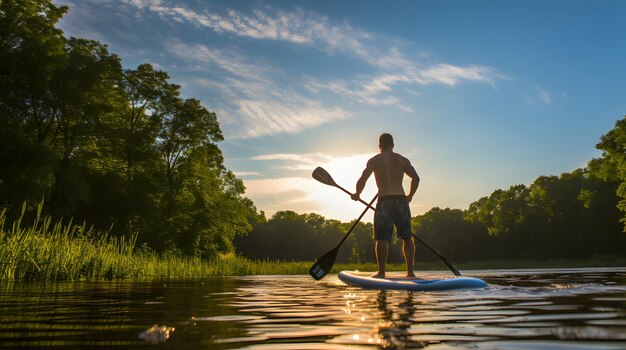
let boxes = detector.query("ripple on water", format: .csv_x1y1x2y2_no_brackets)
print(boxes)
423,340,626,350
192,315,265,322
1,268,625,349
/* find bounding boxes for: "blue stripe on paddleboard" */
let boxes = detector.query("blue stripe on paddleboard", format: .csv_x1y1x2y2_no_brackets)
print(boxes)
338,271,487,291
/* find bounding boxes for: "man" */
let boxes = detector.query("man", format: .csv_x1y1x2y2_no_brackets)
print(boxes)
351,133,420,278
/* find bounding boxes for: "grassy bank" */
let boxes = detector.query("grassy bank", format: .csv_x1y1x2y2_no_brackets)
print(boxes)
0,203,314,282
1,204,624,283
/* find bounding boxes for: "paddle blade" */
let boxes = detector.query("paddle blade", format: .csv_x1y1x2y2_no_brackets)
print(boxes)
312,167,337,187
309,247,338,280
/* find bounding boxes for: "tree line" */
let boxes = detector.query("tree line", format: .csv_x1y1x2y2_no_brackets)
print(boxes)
236,118,626,263
0,0,259,257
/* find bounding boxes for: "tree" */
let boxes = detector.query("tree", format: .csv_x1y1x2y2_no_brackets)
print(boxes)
0,0,68,209
593,116,626,229
414,207,489,262
48,38,123,215
119,64,171,181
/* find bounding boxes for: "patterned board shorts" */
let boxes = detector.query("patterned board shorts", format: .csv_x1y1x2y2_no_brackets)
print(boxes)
374,195,412,241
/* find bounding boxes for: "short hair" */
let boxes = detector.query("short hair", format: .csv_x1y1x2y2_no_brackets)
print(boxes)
379,133,394,149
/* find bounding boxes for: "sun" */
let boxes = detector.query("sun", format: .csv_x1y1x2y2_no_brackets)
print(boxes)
310,154,379,222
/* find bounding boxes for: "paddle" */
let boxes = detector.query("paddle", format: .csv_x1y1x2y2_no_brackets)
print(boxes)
309,194,379,280
311,166,462,277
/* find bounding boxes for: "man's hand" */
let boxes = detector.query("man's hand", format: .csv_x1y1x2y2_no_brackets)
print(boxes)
406,194,413,202
351,193,360,201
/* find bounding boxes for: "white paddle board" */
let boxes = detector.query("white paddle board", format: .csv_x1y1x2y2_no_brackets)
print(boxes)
338,271,487,291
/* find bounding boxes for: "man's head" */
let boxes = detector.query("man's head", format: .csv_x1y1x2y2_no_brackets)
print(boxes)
379,133,394,151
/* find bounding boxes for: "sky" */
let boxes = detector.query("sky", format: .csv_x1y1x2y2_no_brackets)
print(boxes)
55,0,626,222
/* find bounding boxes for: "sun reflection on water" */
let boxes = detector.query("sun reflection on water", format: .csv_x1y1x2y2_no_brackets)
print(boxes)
2,269,625,348
190,271,626,349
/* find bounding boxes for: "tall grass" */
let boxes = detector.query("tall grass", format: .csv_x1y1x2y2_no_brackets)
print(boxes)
0,202,317,282
0,202,139,282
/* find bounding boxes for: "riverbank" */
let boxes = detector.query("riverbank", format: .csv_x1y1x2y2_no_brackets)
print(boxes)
2,204,624,283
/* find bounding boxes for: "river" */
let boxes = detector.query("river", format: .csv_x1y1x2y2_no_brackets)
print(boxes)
0,267,625,349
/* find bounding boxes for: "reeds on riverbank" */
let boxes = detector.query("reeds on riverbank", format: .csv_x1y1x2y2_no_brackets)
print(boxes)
0,202,138,282
0,202,315,282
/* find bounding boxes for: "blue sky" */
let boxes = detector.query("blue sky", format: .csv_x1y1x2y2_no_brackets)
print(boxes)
56,0,626,221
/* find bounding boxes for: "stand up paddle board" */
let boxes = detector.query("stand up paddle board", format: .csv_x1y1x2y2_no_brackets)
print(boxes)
338,271,487,291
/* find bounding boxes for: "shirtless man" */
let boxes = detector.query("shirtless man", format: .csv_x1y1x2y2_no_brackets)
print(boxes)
351,133,420,278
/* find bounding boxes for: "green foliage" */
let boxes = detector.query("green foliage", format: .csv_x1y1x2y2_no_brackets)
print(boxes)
592,116,626,229
415,168,625,262
414,207,489,262
234,211,387,263
0,0,257,257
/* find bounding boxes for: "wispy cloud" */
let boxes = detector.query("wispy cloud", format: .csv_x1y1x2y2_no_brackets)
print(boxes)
128,1,503,135
418,64,496,86
304,63,498,110
233,98,351,138
252,153,332,163
166,41,352,138
166,41,271,81
251,153,343,171
538,87,551,104
124,0,387,65
304,75,406,108
233,171,260,177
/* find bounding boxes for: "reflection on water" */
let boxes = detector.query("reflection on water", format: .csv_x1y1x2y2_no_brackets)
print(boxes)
0,267,625,349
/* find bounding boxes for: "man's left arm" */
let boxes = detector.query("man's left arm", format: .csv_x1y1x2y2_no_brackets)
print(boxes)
405,162,420,202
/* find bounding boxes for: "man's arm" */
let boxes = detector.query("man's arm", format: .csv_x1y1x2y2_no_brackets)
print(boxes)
405,161,420,202
351,161,374,201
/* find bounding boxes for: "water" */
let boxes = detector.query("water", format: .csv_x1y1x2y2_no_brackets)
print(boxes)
0,267,625,349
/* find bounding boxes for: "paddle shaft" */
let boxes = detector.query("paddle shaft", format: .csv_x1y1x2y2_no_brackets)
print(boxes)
331,182,461,276
309,193,379,280
336,194,379,247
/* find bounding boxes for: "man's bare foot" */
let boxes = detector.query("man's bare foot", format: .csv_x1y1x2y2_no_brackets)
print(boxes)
371,273,385,279
406,272,416,278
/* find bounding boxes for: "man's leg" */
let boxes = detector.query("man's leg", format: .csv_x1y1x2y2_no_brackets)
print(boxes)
402,237,415,277
373,239,388,278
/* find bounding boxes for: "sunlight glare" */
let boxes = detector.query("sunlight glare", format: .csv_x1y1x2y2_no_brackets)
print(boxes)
308,153,378,222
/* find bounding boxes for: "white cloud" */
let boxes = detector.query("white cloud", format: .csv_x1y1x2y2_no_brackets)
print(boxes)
123,0,160,8
129,2,504,134
304,63,497,109
124,1,402,68
418,64,494,86
166,41,352,138
166,41,270,81
539,87,551,104
252,153,332,163
155,6,499,107
233,171,260,177
304,76,404,108
234,98,351,138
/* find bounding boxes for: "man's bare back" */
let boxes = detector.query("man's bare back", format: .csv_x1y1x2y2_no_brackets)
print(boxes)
369,152,413,197
354,151,419,202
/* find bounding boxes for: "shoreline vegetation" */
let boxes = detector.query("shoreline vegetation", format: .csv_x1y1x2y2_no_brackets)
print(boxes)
2,203,624,283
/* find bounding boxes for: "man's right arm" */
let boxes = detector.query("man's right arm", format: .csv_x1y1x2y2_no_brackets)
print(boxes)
352,160,374,201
